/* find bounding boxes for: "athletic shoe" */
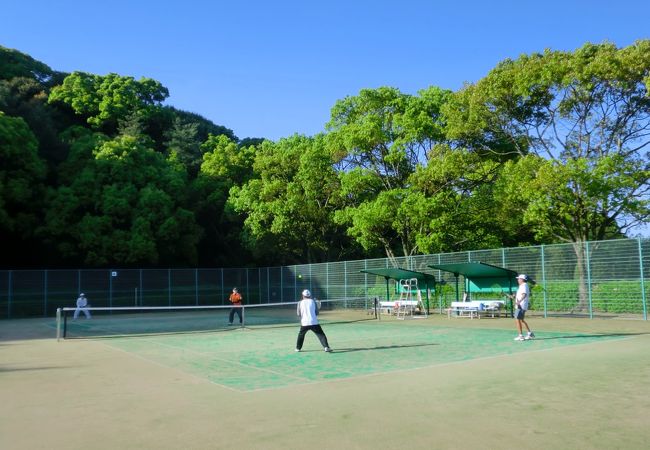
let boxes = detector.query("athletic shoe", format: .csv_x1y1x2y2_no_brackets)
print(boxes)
514,335,525,341
526,332,535,339
324,347,332,352
227,323,233,326
295,349,301,352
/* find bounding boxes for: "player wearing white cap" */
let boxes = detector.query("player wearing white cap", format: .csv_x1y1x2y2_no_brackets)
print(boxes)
295,289,332,352
73,293,91,320
511,275,534,341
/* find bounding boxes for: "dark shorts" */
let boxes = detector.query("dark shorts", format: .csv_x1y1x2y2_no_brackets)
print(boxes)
515,308,526,320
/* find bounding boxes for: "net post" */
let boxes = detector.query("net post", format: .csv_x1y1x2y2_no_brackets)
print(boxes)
375,297,380,321
56,308,61,341
63,309,68,339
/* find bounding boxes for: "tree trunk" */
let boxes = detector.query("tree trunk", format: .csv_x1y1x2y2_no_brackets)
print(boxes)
572,241,589,312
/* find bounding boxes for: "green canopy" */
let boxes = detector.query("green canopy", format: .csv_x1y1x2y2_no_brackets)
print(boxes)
428,262,519,317
360,268,436,313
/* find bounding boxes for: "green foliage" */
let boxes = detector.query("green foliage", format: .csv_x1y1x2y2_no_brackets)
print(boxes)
189,135,256,266
41,134,200,265
539,280,645,314
444,41,650,243
2,42,649,269
229,134,358,264
522,156,648,242
0,112,47,234
48,72,169,129
327,86,454,260
591,281,646,314
0,46,54,82
0,76,69,164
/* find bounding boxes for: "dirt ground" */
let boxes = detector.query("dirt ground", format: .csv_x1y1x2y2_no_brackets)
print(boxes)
1,315,649,450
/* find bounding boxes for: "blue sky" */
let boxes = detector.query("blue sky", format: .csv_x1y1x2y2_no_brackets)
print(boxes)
3,0,648,141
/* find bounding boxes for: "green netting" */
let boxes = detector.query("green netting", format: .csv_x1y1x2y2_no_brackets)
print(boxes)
1,238,648,320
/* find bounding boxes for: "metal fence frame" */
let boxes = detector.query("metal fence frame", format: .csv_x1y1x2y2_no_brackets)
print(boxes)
1,238,648,320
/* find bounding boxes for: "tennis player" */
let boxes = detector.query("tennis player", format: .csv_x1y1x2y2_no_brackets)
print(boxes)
512,274,534,341
228,287,243,325
73,293,91,320
295,289,332,352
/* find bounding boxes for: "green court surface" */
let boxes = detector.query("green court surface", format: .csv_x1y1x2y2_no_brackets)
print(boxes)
103,321,631,392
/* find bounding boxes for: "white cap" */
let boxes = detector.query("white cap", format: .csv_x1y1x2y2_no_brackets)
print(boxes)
80,293,85,296
516,274,528,281
302,289,311,298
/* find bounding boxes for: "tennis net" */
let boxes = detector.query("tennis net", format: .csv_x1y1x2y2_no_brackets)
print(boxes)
56,297,377,339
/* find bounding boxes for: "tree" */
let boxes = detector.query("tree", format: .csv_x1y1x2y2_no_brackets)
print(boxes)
163,117,202,174
408,144,527,254
192,135,256,266
444,41,650,309
228,135,358,264
0,46,55,83
48,72,169,131
0,113,47,266
0,112,47,230
41,134,200,266
0,76,70,165
326,86,451,263
445,41,650,241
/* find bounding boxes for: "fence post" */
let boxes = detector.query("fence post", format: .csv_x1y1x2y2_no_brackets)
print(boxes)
293,265,297,300
7,270,12,319
364,259,368,299
44,270,48,317
220,268,224,305
586,241,593,319
326,263,329,299
344,261,348,300
541,245,548,318
639,238,647,321
56,308,61,341
139,269,143,306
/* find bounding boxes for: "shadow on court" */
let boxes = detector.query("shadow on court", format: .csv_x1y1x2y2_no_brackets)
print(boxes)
323,342,439,353
532,331,649,341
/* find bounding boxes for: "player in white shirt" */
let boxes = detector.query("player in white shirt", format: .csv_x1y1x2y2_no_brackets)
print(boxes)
73,293,91,320
295,289,331,352
511,275,534,341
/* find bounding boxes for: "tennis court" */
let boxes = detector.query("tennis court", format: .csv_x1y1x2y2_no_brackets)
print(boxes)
2,314,650,449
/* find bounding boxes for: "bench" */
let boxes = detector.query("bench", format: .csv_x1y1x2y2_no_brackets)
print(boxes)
447,300,505,319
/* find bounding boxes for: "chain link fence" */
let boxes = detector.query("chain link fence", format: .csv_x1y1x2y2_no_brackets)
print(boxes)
1,238,648,320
